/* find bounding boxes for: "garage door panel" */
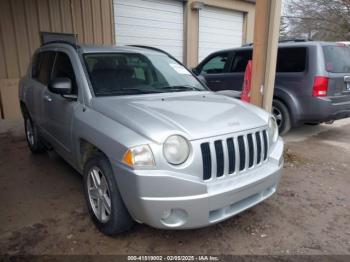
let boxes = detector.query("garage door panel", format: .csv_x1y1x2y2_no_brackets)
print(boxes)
116,36,183,47
200,8,243,20
199,28,243,38
116,0,183,13
200,19,243,30
114,0,184,61
116,17,182,30
115,5,183,22
199,6,243,63
117,26,183,40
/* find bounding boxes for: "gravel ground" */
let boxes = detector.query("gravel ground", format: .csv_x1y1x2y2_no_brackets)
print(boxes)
0,119,349,256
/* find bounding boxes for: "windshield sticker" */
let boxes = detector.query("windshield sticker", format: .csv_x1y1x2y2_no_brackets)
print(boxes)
170,63,191,75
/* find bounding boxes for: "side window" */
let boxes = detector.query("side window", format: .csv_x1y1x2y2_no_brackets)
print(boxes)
201,53,229,74
51,52,78,94
276,48,307,73
230,50,252,73
35,51,55,85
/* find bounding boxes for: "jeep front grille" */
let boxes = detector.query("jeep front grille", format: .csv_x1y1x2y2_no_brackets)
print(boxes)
200,129,269,181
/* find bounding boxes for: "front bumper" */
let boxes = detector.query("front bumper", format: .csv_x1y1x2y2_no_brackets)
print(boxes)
112,138,284,229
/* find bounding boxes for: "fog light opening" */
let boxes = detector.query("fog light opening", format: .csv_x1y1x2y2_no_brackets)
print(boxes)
160,208,188,228
161,209,172,220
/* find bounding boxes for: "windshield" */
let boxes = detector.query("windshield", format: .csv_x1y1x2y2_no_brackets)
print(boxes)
323,45,350,73
83,52,207,96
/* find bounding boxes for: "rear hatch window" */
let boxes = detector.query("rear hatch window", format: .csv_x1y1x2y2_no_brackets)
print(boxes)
323,45,350,73
323,45,350,97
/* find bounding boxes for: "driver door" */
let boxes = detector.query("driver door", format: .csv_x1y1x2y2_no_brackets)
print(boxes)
43,51,79,157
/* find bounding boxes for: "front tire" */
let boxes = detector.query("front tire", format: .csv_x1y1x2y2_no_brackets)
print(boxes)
272,100,291,135
83,153,134,235
24,116,46,153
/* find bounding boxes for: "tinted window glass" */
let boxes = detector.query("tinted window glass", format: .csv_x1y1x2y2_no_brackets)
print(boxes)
231,50,252,73
201,53,229,74
84,53,206,96
323,45,350,73
51,52,77,94
37,52,55,85
276,48,306,73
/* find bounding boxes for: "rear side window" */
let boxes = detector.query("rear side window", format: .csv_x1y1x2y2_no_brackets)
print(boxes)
323,45,350,73
201,53,229,74
276,48,306,73
231,50,252,73
33,51,56,85
51,52,78,94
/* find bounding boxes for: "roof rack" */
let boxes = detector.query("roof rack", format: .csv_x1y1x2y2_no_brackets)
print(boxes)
40,32,79,49
279,38,311,43
127,45,181,63
242,38,311,47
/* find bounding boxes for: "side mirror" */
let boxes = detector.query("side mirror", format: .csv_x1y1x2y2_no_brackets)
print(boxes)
48,77,72,95
192,67,199,75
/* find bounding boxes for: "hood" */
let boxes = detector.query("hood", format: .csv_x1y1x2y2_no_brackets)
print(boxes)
91,92,269,144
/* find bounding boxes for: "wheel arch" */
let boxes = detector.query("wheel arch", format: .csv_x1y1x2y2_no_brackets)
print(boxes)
273,87,300,126
20,101,29,118
78,138,110,171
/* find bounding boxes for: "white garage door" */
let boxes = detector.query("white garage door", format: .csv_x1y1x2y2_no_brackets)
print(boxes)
114,0,184,62
198,6,244,63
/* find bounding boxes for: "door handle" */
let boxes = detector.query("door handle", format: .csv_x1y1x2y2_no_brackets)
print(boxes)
44,95,52,102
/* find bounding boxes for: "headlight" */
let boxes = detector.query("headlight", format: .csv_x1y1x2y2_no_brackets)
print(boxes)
123,145,155,167
268,116,279,144
163,135,190,165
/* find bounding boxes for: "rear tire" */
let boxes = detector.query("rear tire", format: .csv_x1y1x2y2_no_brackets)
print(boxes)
24,115,46,153
272,100,291,135
83,152,134,235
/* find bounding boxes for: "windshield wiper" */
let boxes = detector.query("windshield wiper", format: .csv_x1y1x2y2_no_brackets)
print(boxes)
95,88,163,96
159,85,202,91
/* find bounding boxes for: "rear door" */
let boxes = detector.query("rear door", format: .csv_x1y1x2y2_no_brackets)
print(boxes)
322,44,350,99
227,49,253,91
30,51,56,131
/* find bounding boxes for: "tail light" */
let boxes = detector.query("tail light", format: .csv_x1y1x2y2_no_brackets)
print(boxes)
312,76,329,97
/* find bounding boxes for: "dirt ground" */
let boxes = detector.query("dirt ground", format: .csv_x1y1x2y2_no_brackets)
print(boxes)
0,119,349,256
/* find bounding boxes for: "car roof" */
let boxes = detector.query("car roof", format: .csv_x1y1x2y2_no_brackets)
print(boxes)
212,41,341,54
39,42,168,57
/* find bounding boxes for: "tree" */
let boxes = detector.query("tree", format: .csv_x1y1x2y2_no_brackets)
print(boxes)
285,0,350,41
279,16,289,39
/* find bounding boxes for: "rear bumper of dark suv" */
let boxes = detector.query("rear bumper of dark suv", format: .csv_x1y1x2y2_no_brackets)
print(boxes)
296,96,350,124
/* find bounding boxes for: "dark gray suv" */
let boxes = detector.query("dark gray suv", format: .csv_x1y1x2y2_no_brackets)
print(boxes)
194,41,350,134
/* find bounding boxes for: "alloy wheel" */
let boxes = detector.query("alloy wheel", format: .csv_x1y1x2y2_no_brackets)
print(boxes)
87,166,112,223
272,106,283,128
26,119,35,146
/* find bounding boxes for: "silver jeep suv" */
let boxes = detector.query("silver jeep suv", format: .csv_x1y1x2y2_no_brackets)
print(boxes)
19,35,284,235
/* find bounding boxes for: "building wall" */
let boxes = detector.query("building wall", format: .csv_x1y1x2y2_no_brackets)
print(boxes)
0,0,114,119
